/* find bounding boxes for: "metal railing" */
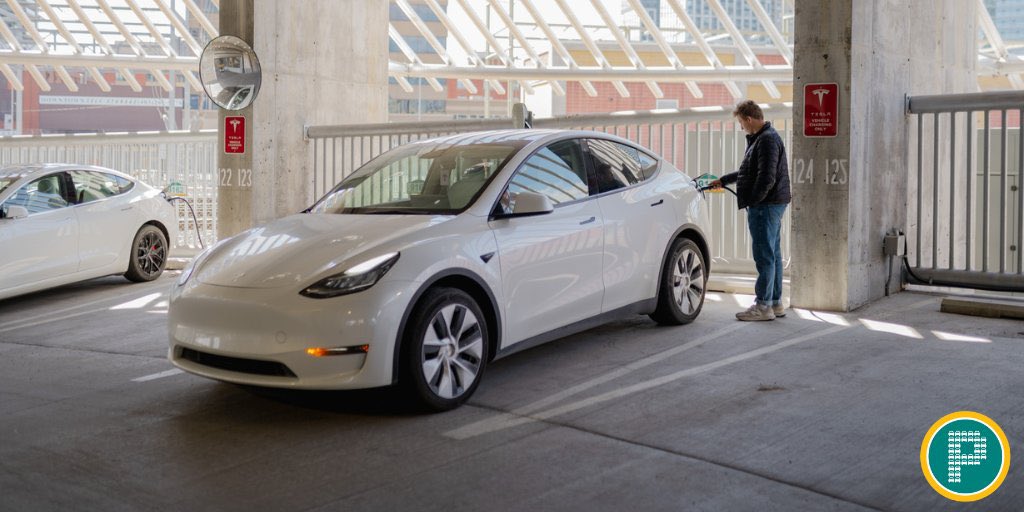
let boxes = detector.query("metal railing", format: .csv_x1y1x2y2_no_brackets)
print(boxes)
307,105,794,274
907,90,1024,291
0,131,218,252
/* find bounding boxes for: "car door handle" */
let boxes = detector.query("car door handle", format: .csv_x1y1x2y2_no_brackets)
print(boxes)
650,199,664,207
579,216,596,225
121,206,133,211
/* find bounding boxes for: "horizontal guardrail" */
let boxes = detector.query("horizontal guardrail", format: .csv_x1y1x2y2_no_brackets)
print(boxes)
906,91,1023,291
306,105,795,274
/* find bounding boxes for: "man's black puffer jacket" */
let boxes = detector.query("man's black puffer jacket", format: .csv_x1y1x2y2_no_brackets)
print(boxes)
719,122,791,210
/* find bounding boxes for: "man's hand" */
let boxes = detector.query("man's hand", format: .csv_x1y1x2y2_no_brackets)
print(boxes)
709,179,723,190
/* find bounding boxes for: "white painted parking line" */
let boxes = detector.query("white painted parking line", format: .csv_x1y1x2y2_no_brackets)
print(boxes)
447,324,848,440
0,282,169,330
110,293,163,310
0,307,114,334
0,291,168,335
132,369,184,382
512,322,748,417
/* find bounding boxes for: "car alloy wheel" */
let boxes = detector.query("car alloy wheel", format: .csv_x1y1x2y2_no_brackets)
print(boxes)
403,287,488,411
650,237,706,325
672,246,705,316
421,303,484,400
125,225,167,282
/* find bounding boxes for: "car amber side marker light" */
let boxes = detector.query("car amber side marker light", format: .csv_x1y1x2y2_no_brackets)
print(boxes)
306,345,370,357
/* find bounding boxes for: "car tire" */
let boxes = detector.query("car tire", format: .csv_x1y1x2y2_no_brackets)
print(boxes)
650,237,707,325
125,224,168,282
402,287,489,412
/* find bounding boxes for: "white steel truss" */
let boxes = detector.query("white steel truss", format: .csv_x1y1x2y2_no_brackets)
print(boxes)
0,0,1019,103
0,0,209,94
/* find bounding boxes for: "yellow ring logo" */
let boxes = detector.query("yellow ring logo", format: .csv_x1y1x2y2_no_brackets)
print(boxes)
920,411,1011,502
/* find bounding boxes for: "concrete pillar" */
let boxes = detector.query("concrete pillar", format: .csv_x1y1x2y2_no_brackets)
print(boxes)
215,0,254,240
216,0,388,238
790,0,977,311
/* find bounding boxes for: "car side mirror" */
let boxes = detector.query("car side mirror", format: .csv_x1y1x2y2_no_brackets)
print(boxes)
2,205,28,219
513,192,554,216
492,191,554,220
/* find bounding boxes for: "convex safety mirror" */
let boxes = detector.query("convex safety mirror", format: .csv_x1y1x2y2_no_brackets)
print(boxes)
200,35,262,111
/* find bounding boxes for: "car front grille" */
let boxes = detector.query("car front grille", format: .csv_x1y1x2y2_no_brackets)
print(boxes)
178,347,297,378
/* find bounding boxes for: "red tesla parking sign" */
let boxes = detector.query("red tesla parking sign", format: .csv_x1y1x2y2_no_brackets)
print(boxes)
225,116,245,154
804,83,838,137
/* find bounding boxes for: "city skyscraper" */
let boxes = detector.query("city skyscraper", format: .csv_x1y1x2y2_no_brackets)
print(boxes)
986,0,1024,43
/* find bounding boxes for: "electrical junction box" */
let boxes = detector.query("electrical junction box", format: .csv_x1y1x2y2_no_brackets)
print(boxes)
883,234,905,256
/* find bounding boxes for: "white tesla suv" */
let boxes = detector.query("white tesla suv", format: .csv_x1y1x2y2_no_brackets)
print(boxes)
0,164,178,301
169,130,711,411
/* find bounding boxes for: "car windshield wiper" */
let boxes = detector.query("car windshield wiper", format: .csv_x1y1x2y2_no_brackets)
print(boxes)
357,208,439,215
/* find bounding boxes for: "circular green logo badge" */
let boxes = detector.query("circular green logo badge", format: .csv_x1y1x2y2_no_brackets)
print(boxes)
921,411,1011,502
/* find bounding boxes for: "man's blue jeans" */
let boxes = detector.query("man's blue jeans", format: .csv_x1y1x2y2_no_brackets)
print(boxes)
746,204,787,306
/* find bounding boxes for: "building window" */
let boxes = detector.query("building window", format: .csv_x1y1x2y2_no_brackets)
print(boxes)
388,99,447,114
389,3,440,22
389,35,446,54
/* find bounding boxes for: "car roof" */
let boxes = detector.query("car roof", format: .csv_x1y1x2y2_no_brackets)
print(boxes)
0,164,133,181
416,129,637,148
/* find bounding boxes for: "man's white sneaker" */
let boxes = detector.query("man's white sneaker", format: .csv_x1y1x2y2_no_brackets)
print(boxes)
773,304,786,317
736,304,776,321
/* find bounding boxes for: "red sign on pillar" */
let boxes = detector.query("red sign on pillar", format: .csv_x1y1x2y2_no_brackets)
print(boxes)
803,83,839,137
224,116,245,154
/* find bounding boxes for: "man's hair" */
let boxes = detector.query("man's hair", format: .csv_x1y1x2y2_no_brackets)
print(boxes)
732,100,764,120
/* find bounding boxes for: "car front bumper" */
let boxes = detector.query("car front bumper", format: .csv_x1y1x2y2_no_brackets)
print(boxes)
167,279,415,390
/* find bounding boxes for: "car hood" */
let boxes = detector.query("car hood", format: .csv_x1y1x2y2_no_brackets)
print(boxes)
194,213,452,289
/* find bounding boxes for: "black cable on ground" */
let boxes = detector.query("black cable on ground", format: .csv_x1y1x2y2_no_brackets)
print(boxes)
884,254,893,297
167,196,204,249
900,237,1020,294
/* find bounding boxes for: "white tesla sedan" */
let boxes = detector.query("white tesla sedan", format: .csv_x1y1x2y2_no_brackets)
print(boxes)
0,164,178,301
169,130,711,410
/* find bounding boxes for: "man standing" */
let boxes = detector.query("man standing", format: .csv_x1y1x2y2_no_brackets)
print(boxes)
711,100,792,321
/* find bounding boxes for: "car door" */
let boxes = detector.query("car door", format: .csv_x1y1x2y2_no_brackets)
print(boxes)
489,139,605,347
586,139,675,311
70,170,137,271
0,173,79,290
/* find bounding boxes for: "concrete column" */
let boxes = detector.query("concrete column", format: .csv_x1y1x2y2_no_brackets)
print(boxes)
215,0,254,240
217,0,389,239
790,0,976,311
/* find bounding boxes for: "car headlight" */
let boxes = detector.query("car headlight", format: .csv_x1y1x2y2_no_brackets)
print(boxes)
300,252,400,298
178,247,214,286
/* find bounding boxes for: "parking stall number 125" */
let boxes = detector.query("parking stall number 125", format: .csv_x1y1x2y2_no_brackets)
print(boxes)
793,158,848,185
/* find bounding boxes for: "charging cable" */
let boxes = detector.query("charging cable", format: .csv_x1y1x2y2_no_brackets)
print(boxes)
165,196,205,249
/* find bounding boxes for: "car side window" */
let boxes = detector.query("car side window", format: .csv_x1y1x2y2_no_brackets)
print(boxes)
504,139,590,211
113,174,134,194
587,139,643,193
72,171,129,204
637,151,659,179
4,174,69,214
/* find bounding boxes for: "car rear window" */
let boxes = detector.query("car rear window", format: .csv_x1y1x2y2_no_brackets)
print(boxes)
71,171,133,203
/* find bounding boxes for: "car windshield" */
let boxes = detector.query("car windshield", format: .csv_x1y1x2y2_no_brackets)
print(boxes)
310,141,519,215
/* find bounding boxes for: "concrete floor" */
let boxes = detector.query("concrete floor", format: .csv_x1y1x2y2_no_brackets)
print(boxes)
0,274,1021,511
